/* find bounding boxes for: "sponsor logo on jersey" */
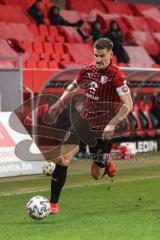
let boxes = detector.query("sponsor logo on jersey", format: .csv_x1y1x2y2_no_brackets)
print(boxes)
87,81,99,100
86,93,99,101
100,76,108,84
90,81,98,91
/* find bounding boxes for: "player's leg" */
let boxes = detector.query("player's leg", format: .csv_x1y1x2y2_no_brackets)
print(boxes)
50,131,78,214
89,139,116,180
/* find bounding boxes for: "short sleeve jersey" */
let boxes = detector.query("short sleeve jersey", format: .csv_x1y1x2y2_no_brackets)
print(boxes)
76,62,130,129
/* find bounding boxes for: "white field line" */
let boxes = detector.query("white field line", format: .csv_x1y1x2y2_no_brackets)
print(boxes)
0,175,160,197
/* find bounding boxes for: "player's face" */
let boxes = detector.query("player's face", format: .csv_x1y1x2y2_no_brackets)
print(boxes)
94,48,112,70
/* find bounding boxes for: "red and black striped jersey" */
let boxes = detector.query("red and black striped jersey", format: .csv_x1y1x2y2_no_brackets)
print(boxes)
76,61,130,129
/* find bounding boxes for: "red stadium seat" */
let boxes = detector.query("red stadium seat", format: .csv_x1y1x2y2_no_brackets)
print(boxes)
61,10,84,23
126,31,159,57
48,26,59,38
32,41,43,54
0,22,13,39
39,52,51,61
145,17,160,32
48,60,58,69
21,0,35,11
124,46,155,68
29,52,39,61
0,5,30,23
21,41,33,52
64,43,93,64
39,25,49,37
2,0,34,6
60,11,91,35
45,34,65,43
34,35,44,44
130,3,160,18
101,1,134,15
60,53,70,63
53,43,64,56
0,39,18,57
9,23,34,41
87,12,129,35
28,24,39,36
50,53,60,61
153,33,160,43
55,35,65,43
25,59,37,68
43,42,54,54
58,26,83,43
122,16,150,32
37,60,48,69
59,53,71,68
66,0,105,13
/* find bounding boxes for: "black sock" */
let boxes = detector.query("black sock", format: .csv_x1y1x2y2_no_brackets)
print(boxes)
94,152,111,168
50,164,68,203
94,159,110,168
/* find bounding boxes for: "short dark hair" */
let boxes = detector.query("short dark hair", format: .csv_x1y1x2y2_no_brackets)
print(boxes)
94,38,113,51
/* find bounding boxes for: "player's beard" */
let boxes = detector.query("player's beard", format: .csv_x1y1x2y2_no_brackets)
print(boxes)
96,63,106,70
96,61,110,70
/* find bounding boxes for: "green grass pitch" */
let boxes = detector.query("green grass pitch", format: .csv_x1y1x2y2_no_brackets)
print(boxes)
0,152,160,240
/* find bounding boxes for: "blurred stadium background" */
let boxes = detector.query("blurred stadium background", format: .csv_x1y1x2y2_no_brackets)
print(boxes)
0,0,160,239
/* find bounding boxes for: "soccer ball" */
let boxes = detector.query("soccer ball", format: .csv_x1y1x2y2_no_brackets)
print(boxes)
42,161,55,176
26,196,50,220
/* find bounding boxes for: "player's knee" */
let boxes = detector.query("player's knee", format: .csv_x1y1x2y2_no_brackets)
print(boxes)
56,156,71,166
91,171,102,180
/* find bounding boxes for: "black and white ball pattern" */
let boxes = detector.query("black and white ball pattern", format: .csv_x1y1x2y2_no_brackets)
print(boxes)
26,196,50,220
42,161,55,176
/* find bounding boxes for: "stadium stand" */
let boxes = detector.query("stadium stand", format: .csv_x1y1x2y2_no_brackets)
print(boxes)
100,1,134,15
0,0,158,69
0,39,18,57
0,5,30,23
124,46,155,68
153,33,160,43
66,0,105,14
126,31,159,57
58,26,84,43
64,43,93,65
60,9,84,23
145,17,160,32
0,1,158,70
87,12,130,36
122,16,150,32
130,3,160,18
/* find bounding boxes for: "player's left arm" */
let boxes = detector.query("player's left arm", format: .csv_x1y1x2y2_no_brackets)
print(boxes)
102,92,133,140
102,69,133,140
112,91,133,123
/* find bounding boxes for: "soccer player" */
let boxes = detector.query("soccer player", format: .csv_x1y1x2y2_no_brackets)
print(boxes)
48,38,133,214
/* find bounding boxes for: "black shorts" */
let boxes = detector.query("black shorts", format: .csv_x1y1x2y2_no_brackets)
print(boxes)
63,126,112,163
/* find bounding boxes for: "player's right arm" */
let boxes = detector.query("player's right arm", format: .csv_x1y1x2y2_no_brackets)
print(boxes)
48,80,79,120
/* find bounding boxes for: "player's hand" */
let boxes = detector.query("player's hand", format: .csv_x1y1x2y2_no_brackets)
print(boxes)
102,124,115,140
48,99,63,122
